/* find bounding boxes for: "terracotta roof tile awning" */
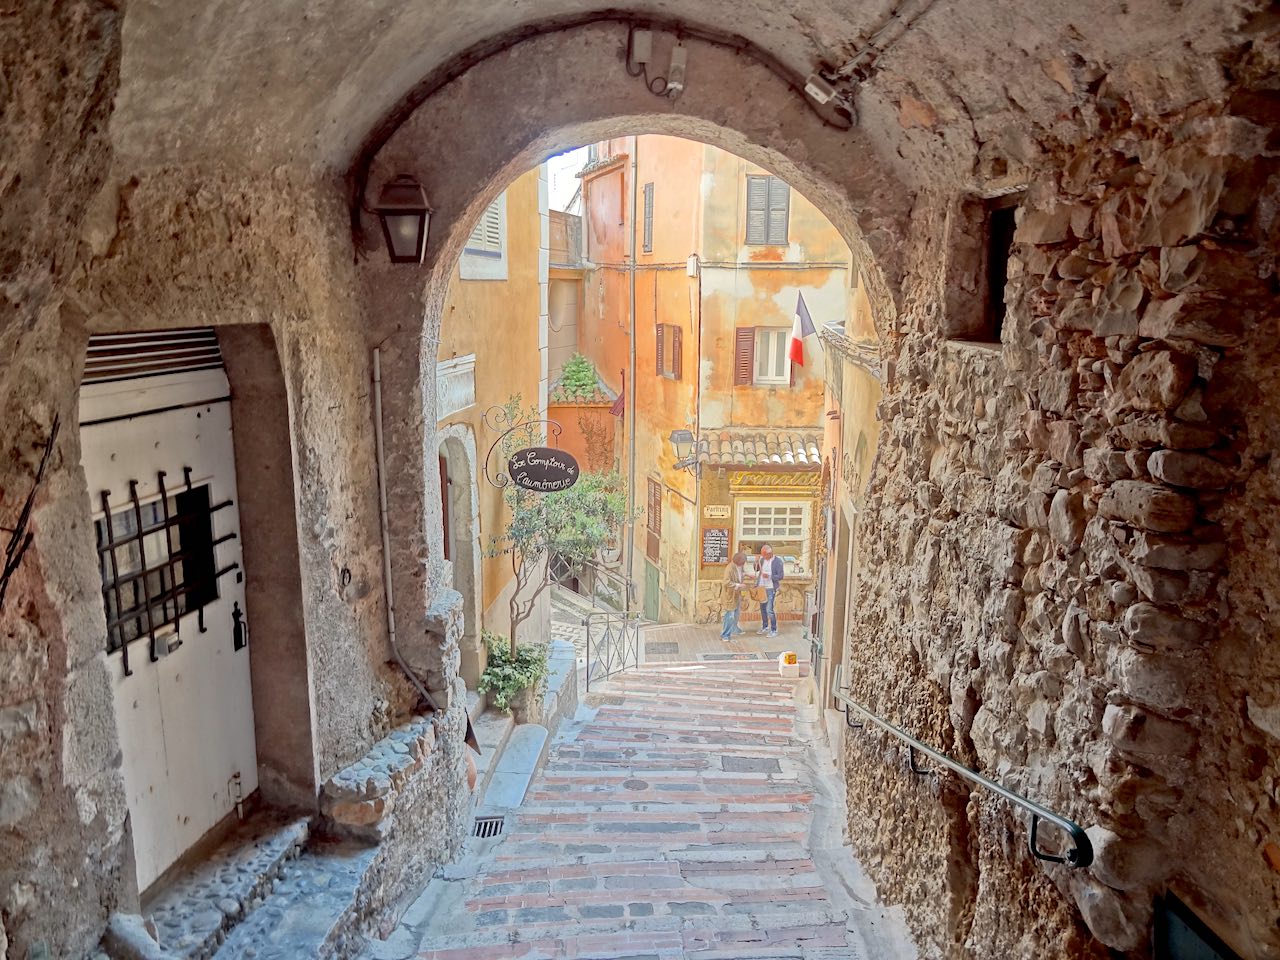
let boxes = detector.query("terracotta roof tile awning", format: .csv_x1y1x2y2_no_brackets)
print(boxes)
695,429,823,469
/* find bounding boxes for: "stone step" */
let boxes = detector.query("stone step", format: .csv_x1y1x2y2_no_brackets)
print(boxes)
405,906,851,951
212,838,378,960
470,708,515,806
479,723,549,811
142,811,309,959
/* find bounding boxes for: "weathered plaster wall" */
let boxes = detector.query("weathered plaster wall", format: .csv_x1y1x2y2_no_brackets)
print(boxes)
0,2,128,955
73,167,399,769
842,51,1280,960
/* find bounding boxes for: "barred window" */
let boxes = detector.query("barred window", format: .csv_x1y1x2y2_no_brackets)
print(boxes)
97,484,219,656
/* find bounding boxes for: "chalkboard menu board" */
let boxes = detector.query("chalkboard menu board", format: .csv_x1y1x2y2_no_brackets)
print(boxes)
702,527,730,565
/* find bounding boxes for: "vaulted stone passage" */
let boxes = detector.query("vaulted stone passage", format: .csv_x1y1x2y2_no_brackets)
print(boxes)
1,1,1278,958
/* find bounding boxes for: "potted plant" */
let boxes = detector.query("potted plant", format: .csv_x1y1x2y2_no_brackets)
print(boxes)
477,630,549,725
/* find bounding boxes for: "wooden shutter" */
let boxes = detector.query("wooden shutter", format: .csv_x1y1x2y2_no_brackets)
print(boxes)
466,199,502,252
643,182,654,253
767,177,790,244
655,323,665,376
734,327,756,385
745,176,769,244
672,325,682,380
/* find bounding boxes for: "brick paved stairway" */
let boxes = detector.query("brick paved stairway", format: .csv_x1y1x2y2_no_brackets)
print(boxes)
366,661,915,960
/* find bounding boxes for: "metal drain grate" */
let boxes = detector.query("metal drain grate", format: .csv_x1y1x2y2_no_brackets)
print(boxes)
472,815,505,839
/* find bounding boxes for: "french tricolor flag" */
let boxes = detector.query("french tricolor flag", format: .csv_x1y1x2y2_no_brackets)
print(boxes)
788,292,817,366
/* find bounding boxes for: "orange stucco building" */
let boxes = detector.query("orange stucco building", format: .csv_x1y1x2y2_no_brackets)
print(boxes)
575,135,854,626
436,164,551,684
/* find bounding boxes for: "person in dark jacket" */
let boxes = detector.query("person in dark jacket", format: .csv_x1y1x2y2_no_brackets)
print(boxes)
754,543,784,637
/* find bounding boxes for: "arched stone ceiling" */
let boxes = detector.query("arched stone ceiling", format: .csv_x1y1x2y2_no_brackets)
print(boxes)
110,0,1267,189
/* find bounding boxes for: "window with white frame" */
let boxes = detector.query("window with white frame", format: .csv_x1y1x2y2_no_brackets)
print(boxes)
460,193,508,280
735,499,811,576
753,328,790,385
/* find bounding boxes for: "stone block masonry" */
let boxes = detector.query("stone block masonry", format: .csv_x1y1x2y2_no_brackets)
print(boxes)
322,716,440,842
843,56,1280,960
321,689,472,940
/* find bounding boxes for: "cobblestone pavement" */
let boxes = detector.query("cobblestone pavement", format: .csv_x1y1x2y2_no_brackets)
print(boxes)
365,661,915,960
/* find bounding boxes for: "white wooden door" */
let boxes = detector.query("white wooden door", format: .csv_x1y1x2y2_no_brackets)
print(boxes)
79,335,258,893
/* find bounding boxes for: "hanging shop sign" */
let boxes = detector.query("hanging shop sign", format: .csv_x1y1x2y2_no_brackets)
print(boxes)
507,446,580,492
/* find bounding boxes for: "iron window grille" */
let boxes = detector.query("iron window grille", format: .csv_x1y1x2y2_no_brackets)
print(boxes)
96,470,236,674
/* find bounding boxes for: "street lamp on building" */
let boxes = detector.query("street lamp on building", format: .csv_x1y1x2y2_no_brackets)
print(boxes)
374,175,431,264
669,429,699,475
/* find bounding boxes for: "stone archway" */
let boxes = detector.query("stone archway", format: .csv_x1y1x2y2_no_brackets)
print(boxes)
352,22,908,709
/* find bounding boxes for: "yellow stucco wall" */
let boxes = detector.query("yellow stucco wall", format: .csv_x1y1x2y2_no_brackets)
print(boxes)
436,164,547,632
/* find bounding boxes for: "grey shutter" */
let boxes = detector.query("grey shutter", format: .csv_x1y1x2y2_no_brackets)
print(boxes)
767,177,790,244
655,323,665,376
746,176,769,244
734,327,756,384
643,182,654,253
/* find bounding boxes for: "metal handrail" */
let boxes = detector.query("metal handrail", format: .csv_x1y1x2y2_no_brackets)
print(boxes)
583,608,642,691
833,668,1093,869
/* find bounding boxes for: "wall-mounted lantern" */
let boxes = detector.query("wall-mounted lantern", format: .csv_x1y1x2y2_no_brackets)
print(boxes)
374,175,431,264
669,429,699,475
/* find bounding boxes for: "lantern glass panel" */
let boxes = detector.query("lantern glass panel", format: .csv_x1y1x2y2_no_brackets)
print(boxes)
385,213,423,260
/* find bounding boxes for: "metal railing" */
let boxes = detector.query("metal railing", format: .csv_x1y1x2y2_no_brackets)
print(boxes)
584,610,642,691
550,552,631,613
833,667,1093,869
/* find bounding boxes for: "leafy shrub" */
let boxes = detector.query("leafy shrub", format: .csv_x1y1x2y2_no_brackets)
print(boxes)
553,353,601,402
478,630,549,711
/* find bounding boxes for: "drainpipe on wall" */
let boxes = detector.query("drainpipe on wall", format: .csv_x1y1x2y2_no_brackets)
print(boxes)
691,254,703,617
625,139,639,600
372,348,440,715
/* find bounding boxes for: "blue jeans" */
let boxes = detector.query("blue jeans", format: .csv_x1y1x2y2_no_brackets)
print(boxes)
720,604,741,639
759,588,777,631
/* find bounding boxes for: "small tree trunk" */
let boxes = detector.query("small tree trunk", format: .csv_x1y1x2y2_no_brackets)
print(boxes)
509,591,519,659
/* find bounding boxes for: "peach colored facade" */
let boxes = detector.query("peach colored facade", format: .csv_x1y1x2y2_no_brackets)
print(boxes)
436,164,550,683
576,135,852,624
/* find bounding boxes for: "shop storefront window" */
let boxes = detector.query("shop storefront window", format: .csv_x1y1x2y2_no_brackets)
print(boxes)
736,499,811,576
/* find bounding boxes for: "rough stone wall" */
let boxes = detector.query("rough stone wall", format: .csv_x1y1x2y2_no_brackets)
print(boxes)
843,49,1280,960
3,155,443,953
0,1,127,956
323,688,471,946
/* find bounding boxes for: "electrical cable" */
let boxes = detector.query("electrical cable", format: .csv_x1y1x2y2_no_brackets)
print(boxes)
828,0,939,83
